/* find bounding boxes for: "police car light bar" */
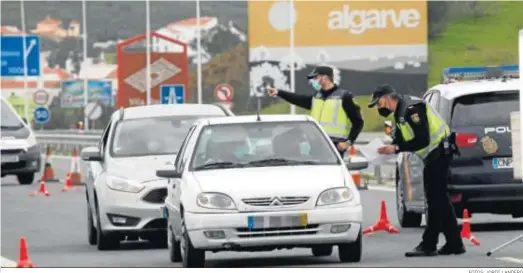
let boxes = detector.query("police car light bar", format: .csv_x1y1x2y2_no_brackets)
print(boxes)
441,64,519,83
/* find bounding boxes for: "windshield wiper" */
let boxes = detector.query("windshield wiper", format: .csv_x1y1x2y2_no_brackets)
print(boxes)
247,158,321,166
194,161,246,171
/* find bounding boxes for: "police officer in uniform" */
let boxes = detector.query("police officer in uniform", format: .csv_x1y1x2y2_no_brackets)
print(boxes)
267,66,364,156
368,84,465,257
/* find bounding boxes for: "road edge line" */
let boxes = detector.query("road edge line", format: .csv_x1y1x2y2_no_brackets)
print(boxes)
0,256,17,268
368,185,395,192
496,257,523,264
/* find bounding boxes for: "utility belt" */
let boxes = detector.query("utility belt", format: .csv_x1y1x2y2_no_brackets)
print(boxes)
330,137,348,145
425,133,460,164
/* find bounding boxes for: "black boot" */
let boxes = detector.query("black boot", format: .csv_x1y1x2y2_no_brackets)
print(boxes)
405,244,437,257
437,244,466,255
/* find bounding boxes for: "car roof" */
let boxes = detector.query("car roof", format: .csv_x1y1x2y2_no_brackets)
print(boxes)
430,78,520,100
196,114,313,125
112,104,227,120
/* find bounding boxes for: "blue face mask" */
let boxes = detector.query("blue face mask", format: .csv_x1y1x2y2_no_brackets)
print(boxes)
233,146,249,159
310,79,322,91
299,142,311,155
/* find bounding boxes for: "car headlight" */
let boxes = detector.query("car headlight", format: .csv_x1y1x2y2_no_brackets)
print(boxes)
316,187,353,206
106,177,144,193
196,192,237,210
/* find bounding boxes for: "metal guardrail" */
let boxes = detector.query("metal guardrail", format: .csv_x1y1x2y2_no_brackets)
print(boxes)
34,131,396,185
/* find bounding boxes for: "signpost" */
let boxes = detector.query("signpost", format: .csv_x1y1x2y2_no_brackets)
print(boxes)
214,83,234,102
33,106,50,124
160,84,185,104
32,89,49,105
60,80,113,108
1,35,41,76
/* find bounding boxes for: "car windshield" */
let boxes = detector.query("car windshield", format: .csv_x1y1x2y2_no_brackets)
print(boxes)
190,121,341,171
1,99,24,129
451,91,518,127
111,115,212,157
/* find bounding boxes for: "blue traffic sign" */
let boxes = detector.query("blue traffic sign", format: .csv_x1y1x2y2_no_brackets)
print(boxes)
33,106,50,124
1,35,41,77
160,84,185,104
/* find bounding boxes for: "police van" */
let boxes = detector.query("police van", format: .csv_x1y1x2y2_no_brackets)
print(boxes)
1,97,41,184
393,65,522,227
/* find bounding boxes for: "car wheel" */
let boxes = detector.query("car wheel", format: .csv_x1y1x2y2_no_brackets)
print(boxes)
312,245,333,257
180,219,205,268
338,228,362,263
17,173,35,185
95,203,120,251
168,223,182,262
87,202,97,245
396,167,422,228
150,231,168,249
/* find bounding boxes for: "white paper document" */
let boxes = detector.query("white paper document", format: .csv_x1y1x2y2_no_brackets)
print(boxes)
358,138,396,166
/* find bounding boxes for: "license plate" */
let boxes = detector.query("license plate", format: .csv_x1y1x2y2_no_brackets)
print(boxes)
1,155,19,163
247,213,308,229
492,157,513,169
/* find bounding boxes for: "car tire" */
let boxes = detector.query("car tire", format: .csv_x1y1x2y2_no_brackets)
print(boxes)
396,167,422,228
312,245,333,257
150,231,168,249
180,219,205,268
338,229,362,263
17,173,35,185
95,203,120,251
168,224,182,263
87,202,97,245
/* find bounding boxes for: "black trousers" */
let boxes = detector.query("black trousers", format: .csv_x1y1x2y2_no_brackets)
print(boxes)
420,147,463,249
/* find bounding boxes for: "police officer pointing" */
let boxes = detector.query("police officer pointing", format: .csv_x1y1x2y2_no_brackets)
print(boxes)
267,66,364,156
368,84,465,257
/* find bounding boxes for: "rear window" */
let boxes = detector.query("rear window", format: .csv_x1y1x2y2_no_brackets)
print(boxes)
451,91,519,127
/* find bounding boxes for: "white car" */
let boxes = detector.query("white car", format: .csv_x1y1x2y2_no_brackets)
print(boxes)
157,114,369,267
80,103,233,250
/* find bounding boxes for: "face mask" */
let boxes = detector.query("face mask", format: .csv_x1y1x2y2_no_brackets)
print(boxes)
378,107,392,117
299,142,311,155
310,79,322,91
233,146,249,159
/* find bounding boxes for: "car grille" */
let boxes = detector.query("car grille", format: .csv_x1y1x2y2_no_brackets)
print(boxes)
142,188,167,204
242,196,310,206
236,225,319,238
1,149,24,155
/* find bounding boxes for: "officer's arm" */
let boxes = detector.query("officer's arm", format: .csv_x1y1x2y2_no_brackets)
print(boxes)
342,93,364,144
277,90,313,110
396,105,430,153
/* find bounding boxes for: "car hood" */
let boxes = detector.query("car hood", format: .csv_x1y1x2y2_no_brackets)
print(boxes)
108,155,176,183
193,165,346,198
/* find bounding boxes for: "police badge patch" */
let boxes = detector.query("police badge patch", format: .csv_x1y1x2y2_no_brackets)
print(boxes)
410,113,420,123
481,136,498,154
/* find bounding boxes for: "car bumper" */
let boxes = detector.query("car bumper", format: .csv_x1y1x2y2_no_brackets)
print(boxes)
448,183,523,213
97,181,167,233
185,204,362,250
1,147,41,176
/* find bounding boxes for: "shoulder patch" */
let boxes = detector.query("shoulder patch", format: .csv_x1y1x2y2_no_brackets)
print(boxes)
410,113,420,123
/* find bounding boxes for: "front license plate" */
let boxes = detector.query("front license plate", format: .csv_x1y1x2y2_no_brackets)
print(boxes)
492,157,513,169
1,155,19,163
247,213,308,229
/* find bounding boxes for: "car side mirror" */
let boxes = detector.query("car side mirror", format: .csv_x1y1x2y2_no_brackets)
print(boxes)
156,169,182,179
384,121,393,136
81,146,102,162
346,156,369,171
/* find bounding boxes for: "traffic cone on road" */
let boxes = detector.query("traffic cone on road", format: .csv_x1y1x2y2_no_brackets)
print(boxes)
460,209,480,246
69,147,83,185
43,146,59,183
16,237,34,268
30,177,51,197
61,172,79,192
363,200,400,235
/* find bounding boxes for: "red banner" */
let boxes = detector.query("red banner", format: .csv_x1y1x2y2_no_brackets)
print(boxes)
116,32,189,108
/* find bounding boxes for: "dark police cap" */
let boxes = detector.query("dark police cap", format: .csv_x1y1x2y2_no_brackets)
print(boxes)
306,66,333,79
368,84,396,108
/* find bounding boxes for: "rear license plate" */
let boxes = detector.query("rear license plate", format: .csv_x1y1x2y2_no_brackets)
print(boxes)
492,157,513,169
1,155,19,163
247,213,308,229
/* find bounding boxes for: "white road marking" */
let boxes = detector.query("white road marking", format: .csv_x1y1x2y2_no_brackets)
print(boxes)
496,257,523,264
368,185,395,192
0,256,17,268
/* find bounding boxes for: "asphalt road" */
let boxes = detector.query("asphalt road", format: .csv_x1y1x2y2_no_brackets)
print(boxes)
1,157,522,268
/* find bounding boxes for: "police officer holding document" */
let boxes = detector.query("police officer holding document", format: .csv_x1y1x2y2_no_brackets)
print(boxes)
368,84,465,257
267,65,364,156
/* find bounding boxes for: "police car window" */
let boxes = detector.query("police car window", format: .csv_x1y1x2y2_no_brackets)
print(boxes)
450,91,518,127
423,93,433,102
428,92,440,110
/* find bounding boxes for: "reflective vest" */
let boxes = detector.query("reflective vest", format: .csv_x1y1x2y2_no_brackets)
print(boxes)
396,98,450,158
310,89,351,139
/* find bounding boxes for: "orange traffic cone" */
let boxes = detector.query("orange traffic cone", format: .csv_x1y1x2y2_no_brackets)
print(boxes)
61,172,79,192
460,209,480,246
348,145,367,190
363,200,400,235
16,237,34,268
30,177,51,197
69,147,82,185
43,146,59,183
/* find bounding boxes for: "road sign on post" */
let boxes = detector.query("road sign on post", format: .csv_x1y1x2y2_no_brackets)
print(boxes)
214,83,234,102
1,35,41,77
33,89,49,105
33,106,50,124
160,84,185,104
84,102,103,121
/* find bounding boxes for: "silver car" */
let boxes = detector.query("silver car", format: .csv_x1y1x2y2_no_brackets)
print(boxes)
80,104,233,251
